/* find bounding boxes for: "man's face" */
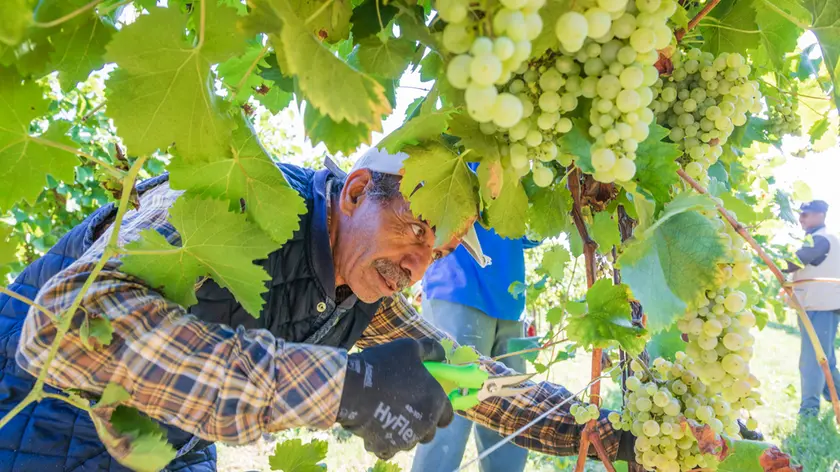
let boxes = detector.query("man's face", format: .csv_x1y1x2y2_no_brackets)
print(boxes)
798,211,825,231
334,170,466,303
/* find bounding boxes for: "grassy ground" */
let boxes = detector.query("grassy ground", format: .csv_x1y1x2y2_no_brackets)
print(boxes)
217,322,840,472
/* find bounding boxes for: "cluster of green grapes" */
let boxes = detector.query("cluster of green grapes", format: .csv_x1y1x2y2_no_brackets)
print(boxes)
440,0,546,128
651,48,762,184
766,95,801,138
609,212,762,471
570,402,602,424
490,0,677,187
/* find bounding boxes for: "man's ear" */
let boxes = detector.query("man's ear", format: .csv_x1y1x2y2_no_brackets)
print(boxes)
339,168,372,216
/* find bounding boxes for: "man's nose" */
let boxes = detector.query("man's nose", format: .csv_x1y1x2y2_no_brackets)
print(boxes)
401,246,434,283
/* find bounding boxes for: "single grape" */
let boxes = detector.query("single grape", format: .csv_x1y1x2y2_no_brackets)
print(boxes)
612,157,636,181
616,89,641,112
442,24,472,54
556,12,588,51
585,7,612,38
592,148,617,172
539,91,562,113
524,13,544,41
533,165,555,187
611,13,636,39
630,27,656,53
446,55,472,89
470,54,503,86
492,93,525,128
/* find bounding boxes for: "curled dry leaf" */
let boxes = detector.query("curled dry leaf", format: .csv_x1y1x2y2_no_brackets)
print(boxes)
681,418,729,461
759,445,802,472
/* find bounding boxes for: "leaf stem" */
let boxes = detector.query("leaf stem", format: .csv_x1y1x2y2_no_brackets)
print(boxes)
374,0,384,33
33,0,104,28
97,0,134,15
306,0,336,25
81,102,107,122
759,79,830,101
677,168,840,426
0,286,58,323
196,0,207,50
491,338,568,362
0,156,147,432
696,21,760,34
113,246,182,256
31,136,125,179
755,0,810,29
42,392,91,412
231,44,270,103
675,0,722,42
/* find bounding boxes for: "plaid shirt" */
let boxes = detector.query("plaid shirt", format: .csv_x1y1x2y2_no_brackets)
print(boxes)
17,181,622,464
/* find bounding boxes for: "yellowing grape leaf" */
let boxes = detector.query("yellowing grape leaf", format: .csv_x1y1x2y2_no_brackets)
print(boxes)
400,142,479,246
528,186,572,239
356,37,415,79
446,112,502,162
269,438,328,472
169,120,306,244
566,280,647,355
378,107,455,153
478,158,504,202
104,1,247,161
633,125,682,204
486,166,527,238
618,209,727,334
289,0,352,42
304,103,373,155
702,0,761,54
104,405,177,472
266,0,392,129
589,211,620,252
538,246,571,282
369,460,402,472
0,70,79,211
121,197,279,317
49,15,113,89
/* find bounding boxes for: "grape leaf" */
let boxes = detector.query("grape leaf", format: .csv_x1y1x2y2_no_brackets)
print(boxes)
0,226,17,279
96,383,130,408
400,142,479,246
269,438,328,472
450,345,480,364
719,192,759,224
49,15,113,89
304,103,372,155
486,166,528,238
419,52,443,82
646,325,684,362
589,211,621,252
218,42,270,102
104,2,247,162
632,125,682,204
718,440,801,472
0,0,31,46
121,197,278,317
529,0,571,58
356,37,415,79
378,108,454,153
394,6,437,50
774,189,798,224
753,2,804,72
702,0,761,54
808,116,830,143
350,0,399,40
566,280,647,355
672,4,691,29
369,460,402,472
538,246,571,282
507,336,541,362
557,119,593,172
169,120,306,244
804,0,840,111
0,70,79,211
256,84,294,114
267,0,392,129
80,315,114,350
446,112,502,161
618,210,727,334
107,405,177,472
528,186,572,239
546,307,565,325
289,0,352,42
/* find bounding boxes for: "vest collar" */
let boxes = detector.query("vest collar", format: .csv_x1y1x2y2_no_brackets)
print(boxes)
311,169,337,296
806,224,826,235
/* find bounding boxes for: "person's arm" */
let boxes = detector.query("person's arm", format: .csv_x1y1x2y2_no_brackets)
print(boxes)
356,294,629,459
796,235,830,266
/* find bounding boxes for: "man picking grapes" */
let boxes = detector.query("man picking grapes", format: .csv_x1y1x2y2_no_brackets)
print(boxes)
784,200,840,417
1,147,635,471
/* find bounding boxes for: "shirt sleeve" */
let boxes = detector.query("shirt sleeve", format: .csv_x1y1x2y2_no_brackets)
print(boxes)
357,294,625,459
15,183,347,462
796,235,831,266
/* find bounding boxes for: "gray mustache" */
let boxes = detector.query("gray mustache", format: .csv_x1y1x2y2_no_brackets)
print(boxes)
373,259,411,291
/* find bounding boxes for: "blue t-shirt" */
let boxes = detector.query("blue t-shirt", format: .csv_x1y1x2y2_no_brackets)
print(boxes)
422,223,538,320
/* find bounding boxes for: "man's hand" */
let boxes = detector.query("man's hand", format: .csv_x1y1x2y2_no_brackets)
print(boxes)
337,338,455,460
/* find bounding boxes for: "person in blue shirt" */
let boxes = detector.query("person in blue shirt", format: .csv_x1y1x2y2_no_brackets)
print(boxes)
411,223,539,472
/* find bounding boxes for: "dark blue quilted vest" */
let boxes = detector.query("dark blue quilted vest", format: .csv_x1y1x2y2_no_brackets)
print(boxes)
0,164,381,471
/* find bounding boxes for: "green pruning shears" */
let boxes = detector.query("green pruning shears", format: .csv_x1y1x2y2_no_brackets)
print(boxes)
423,362,535,410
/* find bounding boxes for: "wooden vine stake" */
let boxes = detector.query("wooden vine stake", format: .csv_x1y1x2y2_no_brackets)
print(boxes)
677,169,840,426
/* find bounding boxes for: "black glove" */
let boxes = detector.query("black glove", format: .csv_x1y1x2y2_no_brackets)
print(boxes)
337,338,455,460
